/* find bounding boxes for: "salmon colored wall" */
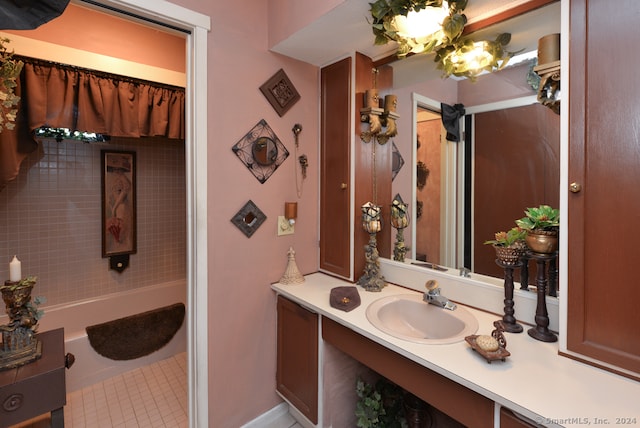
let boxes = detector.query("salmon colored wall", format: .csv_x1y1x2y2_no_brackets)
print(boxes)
267,0,344,47
3,3,185,73
162,0,320,426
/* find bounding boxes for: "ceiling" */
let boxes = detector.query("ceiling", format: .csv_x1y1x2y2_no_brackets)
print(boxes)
270,0,561,77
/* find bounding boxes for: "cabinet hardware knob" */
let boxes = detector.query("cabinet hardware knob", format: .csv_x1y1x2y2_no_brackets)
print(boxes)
340,183,347,190
570,182,582,193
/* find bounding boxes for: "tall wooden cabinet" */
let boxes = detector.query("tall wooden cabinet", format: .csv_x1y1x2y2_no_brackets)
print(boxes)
320,53,392,280
567,0,640,376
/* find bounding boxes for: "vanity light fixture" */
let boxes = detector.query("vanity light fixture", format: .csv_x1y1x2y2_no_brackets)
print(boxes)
370,0,516,80
391,2,449,53
441,41,495,76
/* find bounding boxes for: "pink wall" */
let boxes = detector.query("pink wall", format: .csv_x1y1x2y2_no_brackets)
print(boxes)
3,3,185,73
166,1,320,426
1,0,320,425
267,0,344,47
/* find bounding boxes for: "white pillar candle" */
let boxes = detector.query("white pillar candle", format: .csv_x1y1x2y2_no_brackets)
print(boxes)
9,255,21,282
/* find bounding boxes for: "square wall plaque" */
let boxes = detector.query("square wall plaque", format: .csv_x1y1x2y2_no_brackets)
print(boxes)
231,200,267,238
260,69,300,117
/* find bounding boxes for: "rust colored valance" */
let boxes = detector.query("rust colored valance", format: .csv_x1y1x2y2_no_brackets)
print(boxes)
0,57,185,190
21,58,185,139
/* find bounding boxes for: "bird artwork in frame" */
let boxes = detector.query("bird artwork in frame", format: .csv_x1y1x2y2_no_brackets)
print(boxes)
101,150,137,257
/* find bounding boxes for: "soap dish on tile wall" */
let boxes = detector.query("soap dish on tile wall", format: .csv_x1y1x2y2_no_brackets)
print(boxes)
465,320,511,363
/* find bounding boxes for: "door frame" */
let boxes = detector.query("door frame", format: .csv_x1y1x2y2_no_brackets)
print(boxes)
83,1,211,426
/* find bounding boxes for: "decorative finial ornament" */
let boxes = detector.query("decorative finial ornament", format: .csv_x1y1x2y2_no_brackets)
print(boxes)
280,247,305,284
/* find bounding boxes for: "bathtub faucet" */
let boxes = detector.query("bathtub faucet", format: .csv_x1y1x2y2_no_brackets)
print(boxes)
423,280,457,311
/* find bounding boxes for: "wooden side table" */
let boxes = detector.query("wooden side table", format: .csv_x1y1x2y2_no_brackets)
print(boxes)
0,328,68,428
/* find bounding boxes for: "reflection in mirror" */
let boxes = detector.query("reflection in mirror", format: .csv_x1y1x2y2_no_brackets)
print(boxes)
413,106,443,264
244,212,257,226
469,100,559,279
386,2,561,285
252,137,278,166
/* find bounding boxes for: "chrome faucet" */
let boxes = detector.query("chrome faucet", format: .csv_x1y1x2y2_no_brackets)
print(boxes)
423,280,457,311
459,267,471,278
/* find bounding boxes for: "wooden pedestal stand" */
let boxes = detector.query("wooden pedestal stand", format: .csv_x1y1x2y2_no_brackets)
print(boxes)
495,260,523,333
527,251,558,342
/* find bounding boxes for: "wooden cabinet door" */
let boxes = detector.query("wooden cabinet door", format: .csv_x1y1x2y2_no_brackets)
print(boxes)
320,54,393,280
320,57,352,278
276,296,319,424
500,407,537,428
567,0,640,376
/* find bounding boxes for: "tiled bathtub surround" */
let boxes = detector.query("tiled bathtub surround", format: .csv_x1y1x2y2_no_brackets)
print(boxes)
0,137,186,306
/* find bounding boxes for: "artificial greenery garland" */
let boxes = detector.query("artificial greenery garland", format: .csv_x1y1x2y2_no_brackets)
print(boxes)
0,38,23,133
369,0,516,79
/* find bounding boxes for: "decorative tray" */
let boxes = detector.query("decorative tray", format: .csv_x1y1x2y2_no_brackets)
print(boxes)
465,321,511,363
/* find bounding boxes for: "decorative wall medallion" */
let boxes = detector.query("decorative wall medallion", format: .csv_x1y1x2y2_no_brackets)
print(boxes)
231,200,267,238
259,69,300,117
232,119,289,183
392,141,404,181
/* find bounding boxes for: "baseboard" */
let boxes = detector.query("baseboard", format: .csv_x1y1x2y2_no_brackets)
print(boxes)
241,402,291,428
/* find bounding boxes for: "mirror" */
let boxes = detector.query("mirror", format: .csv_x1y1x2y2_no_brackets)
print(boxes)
252,137,278,166
232,119,289,184
387,1,561,282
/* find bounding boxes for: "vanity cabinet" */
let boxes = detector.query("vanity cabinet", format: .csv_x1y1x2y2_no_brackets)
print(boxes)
322,317,494,428
567,0,640,376
320,53,392,280
500,407,537,428
276,295,319,424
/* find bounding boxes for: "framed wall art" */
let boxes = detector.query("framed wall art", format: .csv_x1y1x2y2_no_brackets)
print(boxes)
259,68,300,117
101,150,137,257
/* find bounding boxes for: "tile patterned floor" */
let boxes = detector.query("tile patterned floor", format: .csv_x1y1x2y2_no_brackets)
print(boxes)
10,353,188,428
9,351,305,428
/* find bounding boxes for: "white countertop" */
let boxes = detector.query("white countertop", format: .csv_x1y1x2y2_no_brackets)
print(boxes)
272,273,640,428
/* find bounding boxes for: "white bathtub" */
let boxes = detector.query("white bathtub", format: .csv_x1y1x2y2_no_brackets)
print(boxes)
0,280,187,392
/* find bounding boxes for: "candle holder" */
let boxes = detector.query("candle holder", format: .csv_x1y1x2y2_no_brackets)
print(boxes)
1,277,43,370
357,202,386,292
495,259,523,333
390,195,410,262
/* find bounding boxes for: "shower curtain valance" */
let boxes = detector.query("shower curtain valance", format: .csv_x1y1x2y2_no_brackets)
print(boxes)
1,56,185,190
20,57,185,139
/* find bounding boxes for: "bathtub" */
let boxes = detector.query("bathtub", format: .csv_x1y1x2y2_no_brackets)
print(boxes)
0,280,187,392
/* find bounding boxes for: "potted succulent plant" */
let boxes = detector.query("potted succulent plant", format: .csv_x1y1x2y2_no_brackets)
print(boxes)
515,205,560,254
484,227,527,265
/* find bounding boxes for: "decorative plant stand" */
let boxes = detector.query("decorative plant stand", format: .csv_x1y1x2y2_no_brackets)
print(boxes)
526,252,558,343
495,260,523,333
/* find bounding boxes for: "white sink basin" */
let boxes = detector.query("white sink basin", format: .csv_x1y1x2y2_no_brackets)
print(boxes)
365,294,479,344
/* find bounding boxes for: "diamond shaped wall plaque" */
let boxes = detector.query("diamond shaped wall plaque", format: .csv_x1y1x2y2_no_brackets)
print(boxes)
232,119,289,184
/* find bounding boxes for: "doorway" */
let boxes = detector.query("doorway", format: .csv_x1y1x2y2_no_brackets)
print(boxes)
76,2,210,426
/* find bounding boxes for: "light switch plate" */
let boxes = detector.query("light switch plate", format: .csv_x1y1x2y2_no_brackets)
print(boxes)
277,216,295,236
